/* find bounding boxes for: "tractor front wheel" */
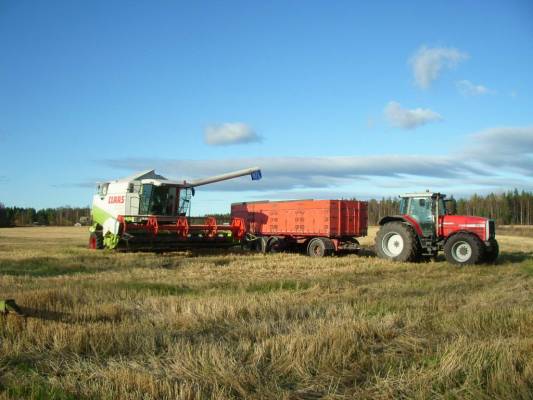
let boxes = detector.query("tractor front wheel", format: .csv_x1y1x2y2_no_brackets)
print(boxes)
444,233,484,265
375,222,421,262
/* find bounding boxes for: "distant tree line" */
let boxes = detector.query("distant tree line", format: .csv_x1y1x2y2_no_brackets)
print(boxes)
0,204,91,227
366,190,533,225
1,190,532,227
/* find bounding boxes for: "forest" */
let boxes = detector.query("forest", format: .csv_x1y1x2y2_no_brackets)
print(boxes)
1,190,532,227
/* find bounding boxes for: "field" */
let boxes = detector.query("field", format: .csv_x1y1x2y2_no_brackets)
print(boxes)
0,227,532,400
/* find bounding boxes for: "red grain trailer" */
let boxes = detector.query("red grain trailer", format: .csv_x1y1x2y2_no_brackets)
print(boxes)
231,199,368,256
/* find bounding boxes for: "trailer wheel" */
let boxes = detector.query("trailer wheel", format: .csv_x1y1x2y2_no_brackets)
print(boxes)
267,236,282,253
89,232,104,250
444,233,484,265
253,237,268,253
482,238,499,264
307,238,333,257
375,222,420,262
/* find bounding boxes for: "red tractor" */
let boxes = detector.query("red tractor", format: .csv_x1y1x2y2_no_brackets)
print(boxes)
375,192,498,265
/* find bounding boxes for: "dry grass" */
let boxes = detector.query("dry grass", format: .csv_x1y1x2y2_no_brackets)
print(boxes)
0,226,532,399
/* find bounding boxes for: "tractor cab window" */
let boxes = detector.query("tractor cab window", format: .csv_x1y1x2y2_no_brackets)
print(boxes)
399,198,409,214
408,196,435,237
408,197,433,222
438,198,446,216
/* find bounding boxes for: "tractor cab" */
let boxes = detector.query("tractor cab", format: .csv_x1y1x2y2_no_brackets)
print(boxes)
398,192,454,237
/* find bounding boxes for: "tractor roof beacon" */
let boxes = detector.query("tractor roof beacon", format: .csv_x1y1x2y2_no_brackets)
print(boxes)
375,192,498,265
89,167,262,251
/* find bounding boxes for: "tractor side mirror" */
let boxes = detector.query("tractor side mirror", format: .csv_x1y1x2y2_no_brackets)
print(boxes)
444,199,457,215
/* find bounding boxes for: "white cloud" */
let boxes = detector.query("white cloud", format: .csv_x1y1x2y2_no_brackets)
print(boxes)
465,126,533,174
456,80,492,96
103,126,533,194
410,46,468,89
204,122,261,146
384,101,442,129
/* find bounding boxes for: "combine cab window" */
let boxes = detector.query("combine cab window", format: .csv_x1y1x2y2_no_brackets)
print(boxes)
139,185,181,216
97,183,109,197
178,188,193,216
139,184,154,215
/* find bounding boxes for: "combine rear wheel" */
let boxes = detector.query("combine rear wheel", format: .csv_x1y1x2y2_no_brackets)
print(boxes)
444,233,484,265
375,222,420,262
88,232,104,250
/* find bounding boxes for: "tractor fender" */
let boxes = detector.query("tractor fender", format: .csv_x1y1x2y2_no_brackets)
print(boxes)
378,215,423,237
443,230,484,245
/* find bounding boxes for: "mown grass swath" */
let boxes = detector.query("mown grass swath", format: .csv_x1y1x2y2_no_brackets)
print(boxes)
0,227,532,399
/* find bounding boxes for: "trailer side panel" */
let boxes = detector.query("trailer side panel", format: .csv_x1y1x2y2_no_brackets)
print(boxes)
231,200,368,238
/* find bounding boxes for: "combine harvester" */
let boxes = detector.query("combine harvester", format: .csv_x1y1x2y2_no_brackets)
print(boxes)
89,167,261,250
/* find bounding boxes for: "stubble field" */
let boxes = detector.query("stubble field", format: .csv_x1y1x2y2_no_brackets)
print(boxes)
0,226,532,399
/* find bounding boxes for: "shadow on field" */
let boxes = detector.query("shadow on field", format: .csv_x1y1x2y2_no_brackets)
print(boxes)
18,307,71,322
0,256,118,277
497,251,533,264
19,306,128,324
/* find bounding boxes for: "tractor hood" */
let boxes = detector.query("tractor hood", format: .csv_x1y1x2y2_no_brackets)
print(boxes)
441,215,492,241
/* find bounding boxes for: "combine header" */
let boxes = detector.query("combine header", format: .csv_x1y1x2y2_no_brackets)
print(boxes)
89,167,262,250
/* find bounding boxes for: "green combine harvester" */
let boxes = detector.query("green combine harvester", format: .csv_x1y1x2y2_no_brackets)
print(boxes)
89,167,262,251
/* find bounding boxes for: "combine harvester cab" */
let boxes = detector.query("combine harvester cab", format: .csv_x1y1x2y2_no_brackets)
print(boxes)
89,168,261,251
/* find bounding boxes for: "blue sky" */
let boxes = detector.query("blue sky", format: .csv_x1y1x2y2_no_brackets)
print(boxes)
1,1,532,214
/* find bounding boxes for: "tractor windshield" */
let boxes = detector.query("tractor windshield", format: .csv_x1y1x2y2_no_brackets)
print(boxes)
399,198,409,214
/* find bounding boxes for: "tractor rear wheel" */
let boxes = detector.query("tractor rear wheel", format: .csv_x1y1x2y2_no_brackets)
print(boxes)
89,232,104,250
444,233,484,265
375,222,421,262
483,239,499,264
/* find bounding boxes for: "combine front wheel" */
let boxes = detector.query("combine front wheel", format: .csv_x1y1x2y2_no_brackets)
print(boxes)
88,232,104,250
444,233,484,265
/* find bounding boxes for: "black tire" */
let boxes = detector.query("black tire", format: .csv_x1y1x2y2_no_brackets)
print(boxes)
89,231,104,250
483,239,499,264
444,233,484,265
267,236,283,253
253,237,268,253
307,238,333,257
375,222,421,262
